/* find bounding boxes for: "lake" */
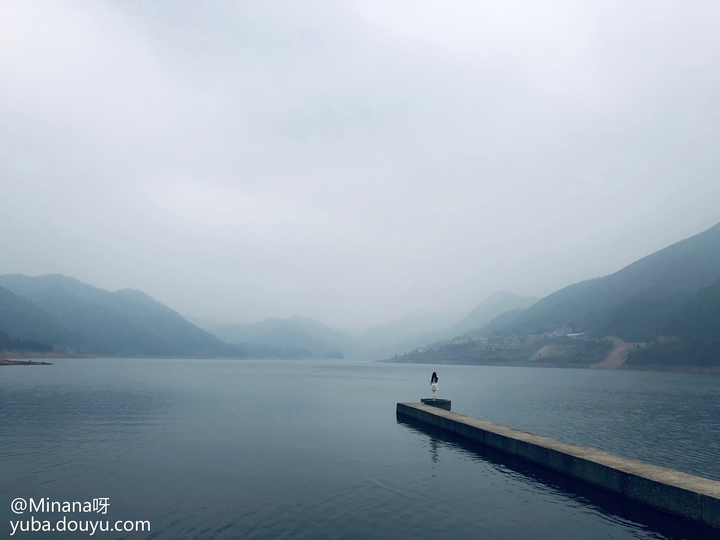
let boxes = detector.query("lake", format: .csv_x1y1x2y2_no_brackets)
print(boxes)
1,358,718,539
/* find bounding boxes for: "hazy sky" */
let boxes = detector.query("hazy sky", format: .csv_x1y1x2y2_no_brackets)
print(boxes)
2,0,719,328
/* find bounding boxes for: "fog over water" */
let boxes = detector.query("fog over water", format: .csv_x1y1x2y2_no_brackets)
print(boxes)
2,1,719,328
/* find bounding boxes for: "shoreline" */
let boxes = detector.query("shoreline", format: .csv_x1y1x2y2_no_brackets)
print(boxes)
380,358,720,373
0,358,53,366
0,350,94,359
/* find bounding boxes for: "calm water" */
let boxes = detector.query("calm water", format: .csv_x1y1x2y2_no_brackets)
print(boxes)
1,359,719,539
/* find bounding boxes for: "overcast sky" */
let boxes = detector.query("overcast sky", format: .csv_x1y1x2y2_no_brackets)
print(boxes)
2,0,719,328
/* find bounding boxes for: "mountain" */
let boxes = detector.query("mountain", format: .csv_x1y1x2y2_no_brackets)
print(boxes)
0,274,244,357
628,279,720,367
449,292,538,335
204,316,354,358
502,222,720,340
389,222,720,368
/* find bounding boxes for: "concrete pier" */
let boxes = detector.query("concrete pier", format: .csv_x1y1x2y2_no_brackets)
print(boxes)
397,402,720,530
420,398,451,410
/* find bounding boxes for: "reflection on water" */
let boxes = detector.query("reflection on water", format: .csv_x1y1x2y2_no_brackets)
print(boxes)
429,438,440,465
0,358,718,539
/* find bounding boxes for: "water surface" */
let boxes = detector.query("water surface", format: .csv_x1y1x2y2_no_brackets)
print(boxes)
1,359,718,539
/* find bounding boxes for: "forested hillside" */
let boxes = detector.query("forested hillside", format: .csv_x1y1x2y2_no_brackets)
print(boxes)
628,279,720,367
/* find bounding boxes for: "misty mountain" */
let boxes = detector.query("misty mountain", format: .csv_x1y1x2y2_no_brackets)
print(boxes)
203,311,467,360
361,294,536,359
477,308,529,335
500,222,720,341
352,310,462,358
448,292,538,335
201,297,538,360
0,274,244,357
203,316,354,358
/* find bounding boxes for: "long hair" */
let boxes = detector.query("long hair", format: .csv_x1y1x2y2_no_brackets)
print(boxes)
431,372,438,384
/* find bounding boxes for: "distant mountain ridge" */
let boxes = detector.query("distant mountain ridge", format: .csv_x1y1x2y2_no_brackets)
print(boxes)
351,310,462,359
448,291,538,335
199,294,538,360
202,316,354,359
0,274,244,357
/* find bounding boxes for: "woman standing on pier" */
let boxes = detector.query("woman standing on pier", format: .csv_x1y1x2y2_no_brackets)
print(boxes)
430,372,439,400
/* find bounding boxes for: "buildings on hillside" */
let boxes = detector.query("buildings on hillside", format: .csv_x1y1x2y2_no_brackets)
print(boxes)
412,326,592,356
